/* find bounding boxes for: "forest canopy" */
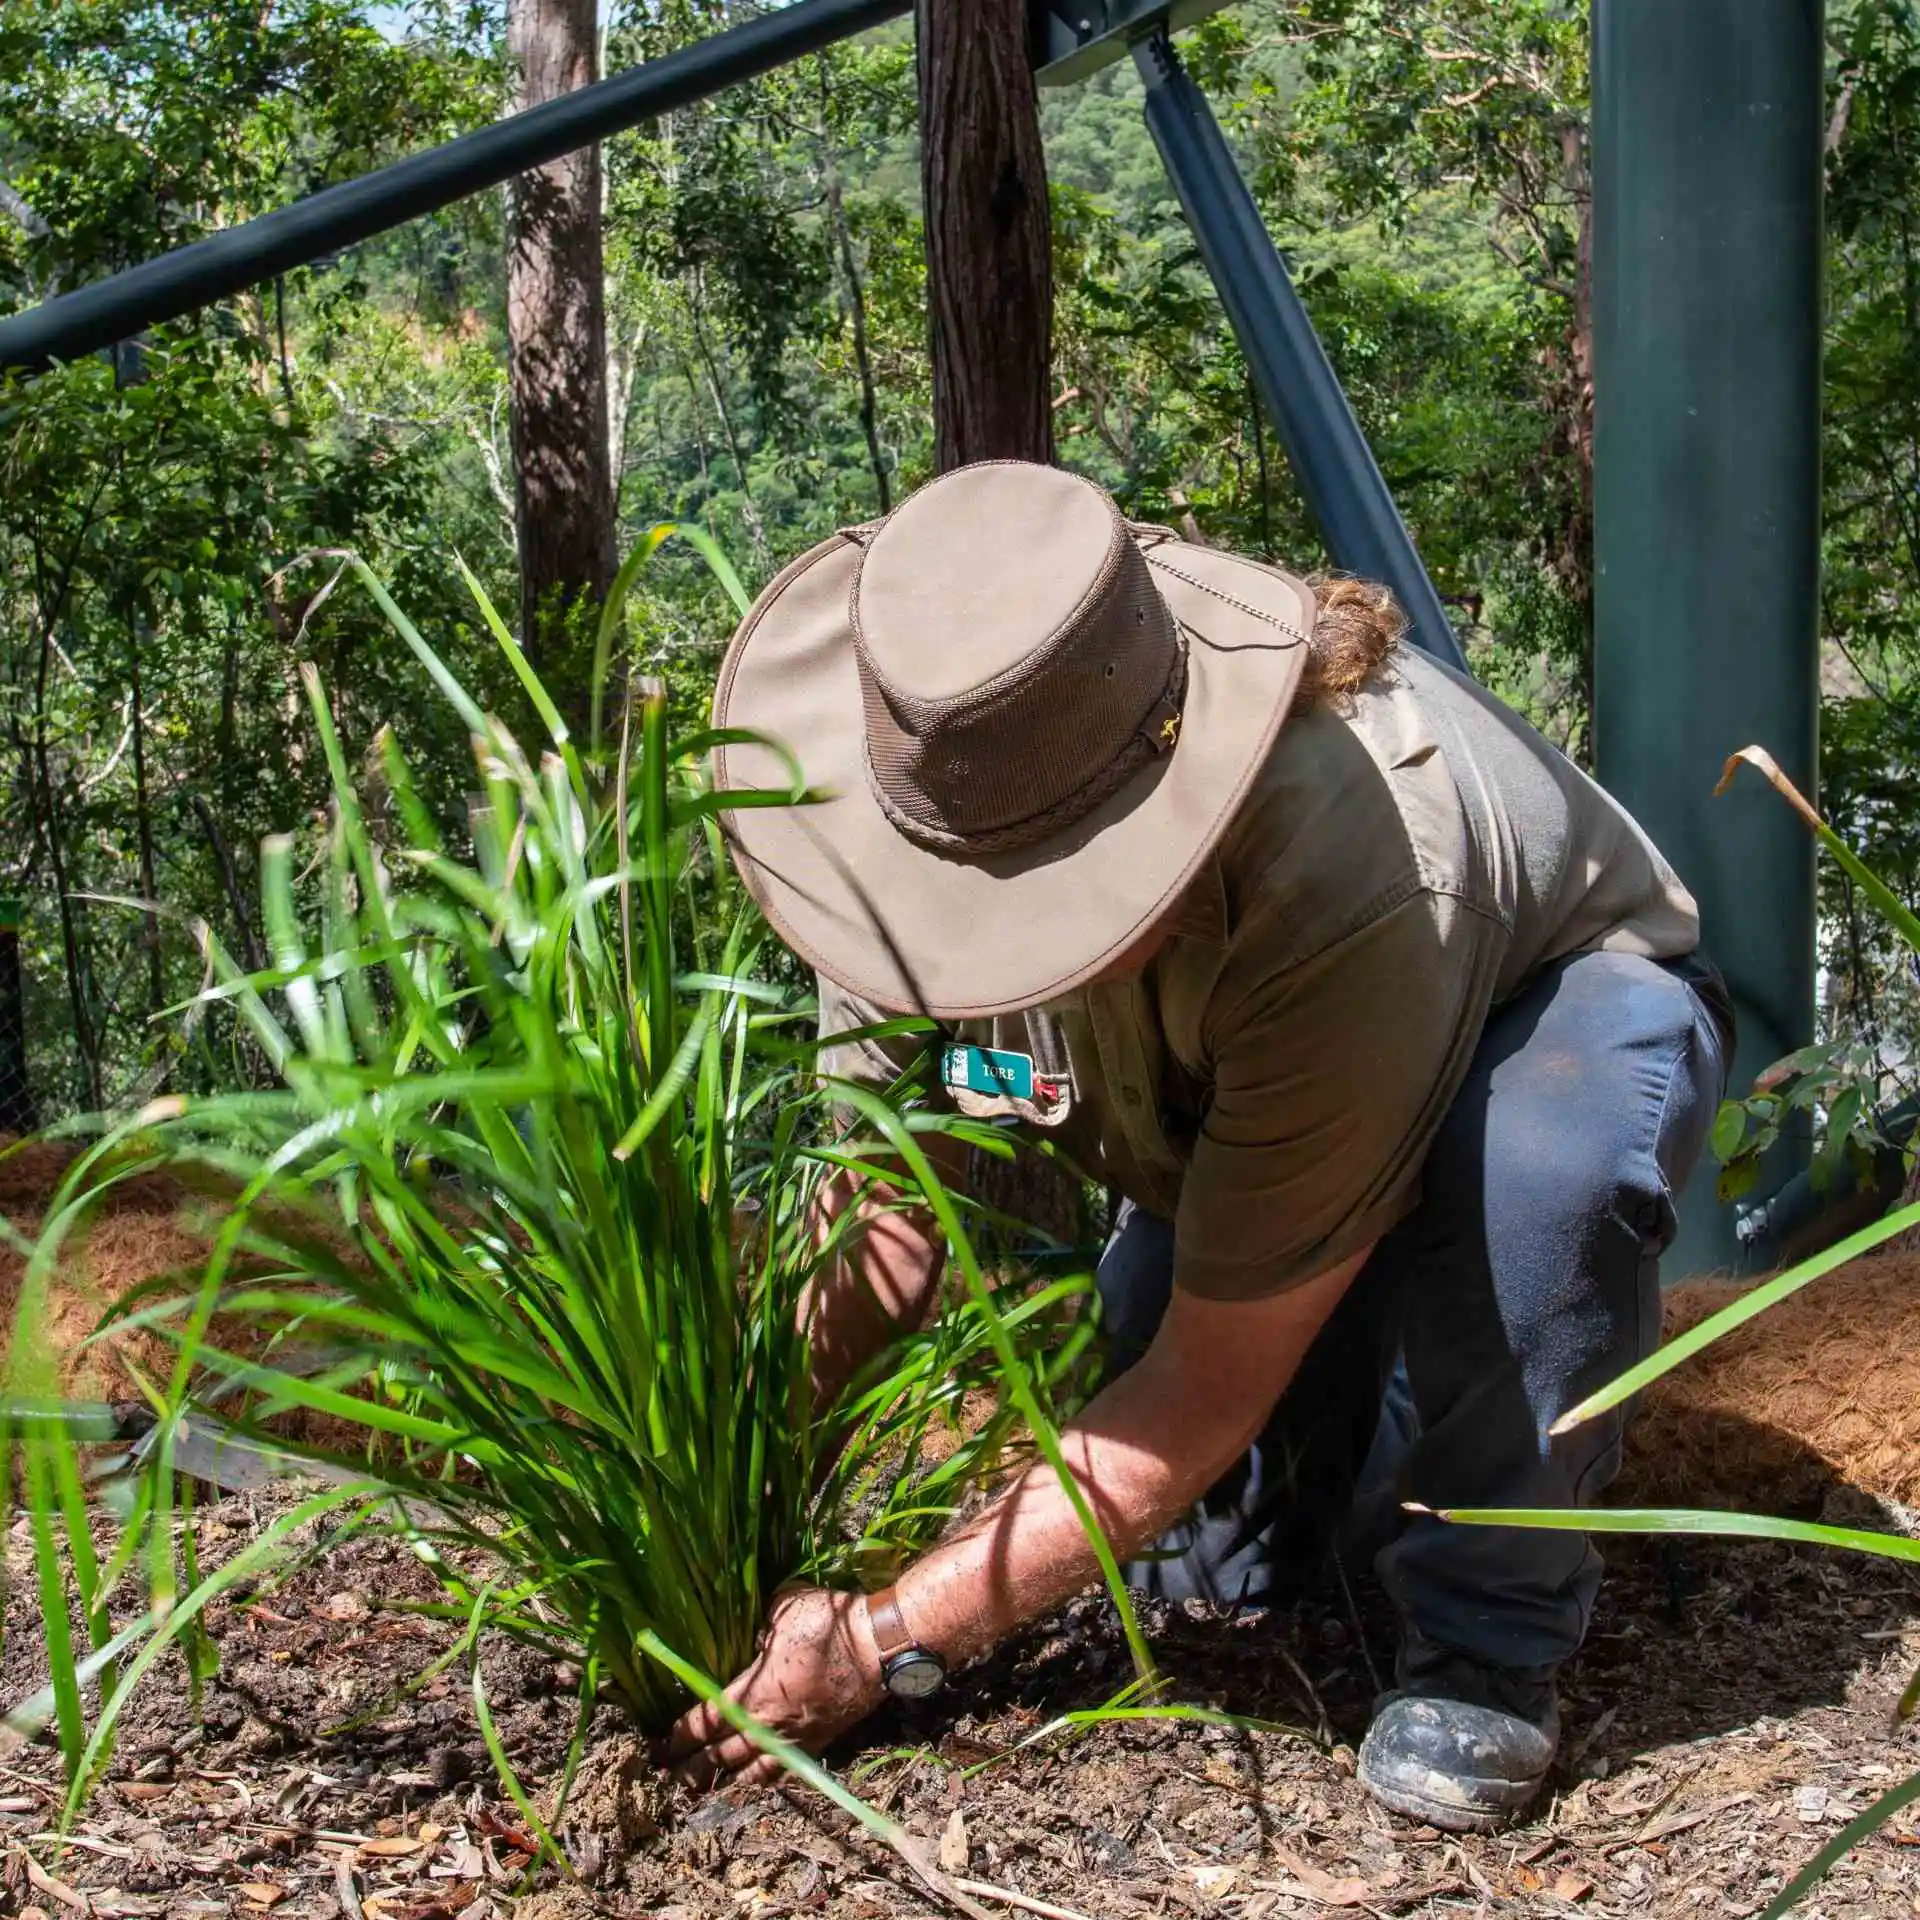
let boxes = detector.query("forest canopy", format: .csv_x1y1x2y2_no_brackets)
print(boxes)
3,0,1918,1120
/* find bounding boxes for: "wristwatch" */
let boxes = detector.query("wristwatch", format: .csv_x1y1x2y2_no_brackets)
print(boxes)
866,1589,947,1700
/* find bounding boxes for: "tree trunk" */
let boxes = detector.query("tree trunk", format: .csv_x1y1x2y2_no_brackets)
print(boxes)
506,0,617,678
688,281,771,568
127,624,165,1041
916,0,1054,472
917,0,1079,1245
0,901,34,1135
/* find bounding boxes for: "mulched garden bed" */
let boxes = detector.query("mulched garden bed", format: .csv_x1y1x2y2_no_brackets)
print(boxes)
8,1148,1920,1917
5,1482,1918,1920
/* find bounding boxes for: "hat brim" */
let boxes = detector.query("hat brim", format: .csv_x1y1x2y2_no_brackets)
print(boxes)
711,531,1313,1019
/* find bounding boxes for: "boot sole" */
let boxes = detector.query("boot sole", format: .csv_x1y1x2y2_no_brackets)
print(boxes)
1358,1763,1545,1835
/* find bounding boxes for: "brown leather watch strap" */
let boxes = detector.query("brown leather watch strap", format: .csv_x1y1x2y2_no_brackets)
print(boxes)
866,1589,914,1661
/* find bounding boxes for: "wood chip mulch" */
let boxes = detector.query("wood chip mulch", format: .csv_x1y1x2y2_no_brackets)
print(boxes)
6,1478,1920,1920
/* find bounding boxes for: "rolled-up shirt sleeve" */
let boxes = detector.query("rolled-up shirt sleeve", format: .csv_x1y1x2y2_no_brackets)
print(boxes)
814,972,933,1096
1174,890,1507,1300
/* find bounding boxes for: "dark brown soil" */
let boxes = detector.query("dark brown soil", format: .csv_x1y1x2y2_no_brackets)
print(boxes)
7,1145,1920,1918
4,1477,1919,1920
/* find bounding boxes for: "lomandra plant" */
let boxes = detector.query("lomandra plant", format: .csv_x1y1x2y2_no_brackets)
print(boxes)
4,542,1116,1834
1431,745,1920,1919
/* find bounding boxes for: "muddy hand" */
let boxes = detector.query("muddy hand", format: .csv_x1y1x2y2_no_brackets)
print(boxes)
663,1586,884,1790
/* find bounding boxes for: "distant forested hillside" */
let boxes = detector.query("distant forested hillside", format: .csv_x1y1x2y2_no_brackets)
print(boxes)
3,0,1917,1115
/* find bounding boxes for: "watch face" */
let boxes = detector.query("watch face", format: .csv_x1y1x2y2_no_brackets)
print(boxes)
883,1650,946,1700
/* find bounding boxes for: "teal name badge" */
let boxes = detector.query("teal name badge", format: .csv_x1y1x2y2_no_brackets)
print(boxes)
941,1043,1035,1102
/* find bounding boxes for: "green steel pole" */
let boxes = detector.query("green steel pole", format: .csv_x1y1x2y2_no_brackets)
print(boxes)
1131,28,1466,671
1591,0,1823,1274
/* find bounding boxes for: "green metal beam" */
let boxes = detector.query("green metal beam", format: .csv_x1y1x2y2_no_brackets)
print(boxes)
0,0,912,374
1592,0,1824,1273
1031,0,1232,86
1129,27,1466,670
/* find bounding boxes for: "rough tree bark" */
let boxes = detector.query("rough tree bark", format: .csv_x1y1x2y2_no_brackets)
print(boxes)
506,0,617,674
0,901,34,1135
916,0,1055,472
917,0,1082,1244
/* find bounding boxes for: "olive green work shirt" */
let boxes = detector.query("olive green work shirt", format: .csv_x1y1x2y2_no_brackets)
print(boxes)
817,648,1700,1300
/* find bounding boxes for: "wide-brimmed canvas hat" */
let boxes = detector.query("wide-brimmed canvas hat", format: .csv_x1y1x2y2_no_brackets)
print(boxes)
711,461,1314,1019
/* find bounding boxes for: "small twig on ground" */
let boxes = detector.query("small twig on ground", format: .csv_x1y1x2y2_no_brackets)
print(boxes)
26,1834,136,1860
1333,1554,1382,1696
1275,1642,1334,1747
888,1830,995,1920
22,1852,89,1914
952,1877,1098,1920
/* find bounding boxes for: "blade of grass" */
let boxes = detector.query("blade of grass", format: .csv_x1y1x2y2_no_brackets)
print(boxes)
1551,1199,1920,1434
824,1084,1157,1687
1718,747,1920,952
589,523,677,755
68,1481,374,1823
1760,1767,1920,1917
635,1630,994,1920
472,1643,569,1874
1413,1502,1920,1564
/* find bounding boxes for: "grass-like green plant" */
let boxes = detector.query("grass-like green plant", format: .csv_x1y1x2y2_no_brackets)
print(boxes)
1429,744,1920,1919
3,539,1128,1832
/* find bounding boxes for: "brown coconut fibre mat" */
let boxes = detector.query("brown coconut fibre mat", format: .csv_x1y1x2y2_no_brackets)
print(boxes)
1620,1255,1920,1515
6,1134,1918,1514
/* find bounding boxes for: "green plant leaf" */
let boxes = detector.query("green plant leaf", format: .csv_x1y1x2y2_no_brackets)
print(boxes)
635,1631,993,1920
1718,747,1920,954
1760,1768,1920,1917
1709,1101,1747,1165
25,550,1092,1804
1416,1502,1920,1564
1550,1199,1920,1434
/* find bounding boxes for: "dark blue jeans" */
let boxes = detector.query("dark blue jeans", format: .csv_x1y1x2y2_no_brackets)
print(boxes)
1096,947,1733,1672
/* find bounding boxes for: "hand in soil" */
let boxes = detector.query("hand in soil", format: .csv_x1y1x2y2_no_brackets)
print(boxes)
662,1585,885,1790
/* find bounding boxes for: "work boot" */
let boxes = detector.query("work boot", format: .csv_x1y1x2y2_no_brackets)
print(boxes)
1357,1637,1561,1833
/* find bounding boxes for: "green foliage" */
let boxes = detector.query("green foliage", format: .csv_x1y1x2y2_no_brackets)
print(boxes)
5,0,1920,1188
1710,747,1920,1204
1819,0,1920,1057
1,0,516,1120
6,551,1105,1811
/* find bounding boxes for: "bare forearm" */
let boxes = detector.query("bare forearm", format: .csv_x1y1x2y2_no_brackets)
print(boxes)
801,1164,950,1411
888,1250,1372,1670
891,1356,1259,1668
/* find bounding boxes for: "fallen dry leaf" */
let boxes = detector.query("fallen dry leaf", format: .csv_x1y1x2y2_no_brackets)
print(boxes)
430,1841,486,1882
1265,1846,1374,1908
114,1785,170,1804
1635,1808,1709,1846
233,1883,288,1909
23,1857,88,1914
938,1809,969,1876
1551,1870,1595,1902
360,1836,426,1859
